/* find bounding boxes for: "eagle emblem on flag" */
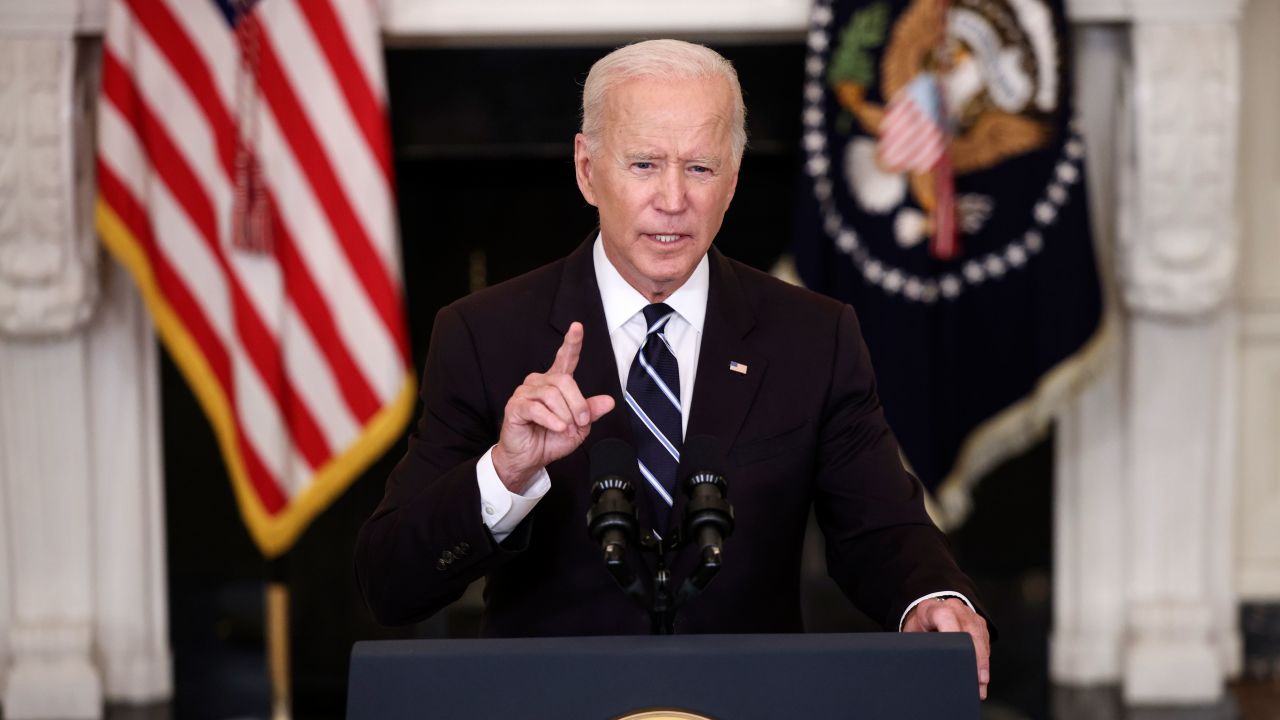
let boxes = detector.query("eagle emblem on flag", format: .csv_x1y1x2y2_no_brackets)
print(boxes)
796,0,1106,523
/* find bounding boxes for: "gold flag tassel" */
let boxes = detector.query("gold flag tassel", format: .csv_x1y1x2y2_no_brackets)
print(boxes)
232,0,273,255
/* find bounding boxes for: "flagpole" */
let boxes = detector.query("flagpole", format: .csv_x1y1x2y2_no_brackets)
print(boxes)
267,557,291,720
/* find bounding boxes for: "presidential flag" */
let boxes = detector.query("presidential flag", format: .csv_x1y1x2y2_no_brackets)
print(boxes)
95,0,415,556
794,0,1106,523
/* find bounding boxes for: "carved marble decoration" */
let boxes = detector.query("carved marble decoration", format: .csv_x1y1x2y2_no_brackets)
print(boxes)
1107,0,1244,705
1051,23,1127,687
1119,18,1241,317
0,333,103,719
87,258,172,703
0,262,171,720
0,35,98,337
0,15,170,717
1122,317,1239,703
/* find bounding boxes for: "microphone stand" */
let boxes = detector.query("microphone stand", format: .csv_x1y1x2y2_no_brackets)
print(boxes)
640,531,677,635
620,527,720,635
587,438,732,635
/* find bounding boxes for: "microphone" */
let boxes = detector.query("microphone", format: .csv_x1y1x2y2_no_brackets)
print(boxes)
680,436,734,576
587,439,639,584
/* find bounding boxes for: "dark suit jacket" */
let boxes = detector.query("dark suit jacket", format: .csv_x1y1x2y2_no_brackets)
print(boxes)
356,240,982,636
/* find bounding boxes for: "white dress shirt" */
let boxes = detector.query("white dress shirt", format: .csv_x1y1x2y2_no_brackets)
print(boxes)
473,236,972,629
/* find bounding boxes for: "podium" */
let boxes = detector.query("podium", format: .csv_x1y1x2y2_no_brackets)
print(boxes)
347,633,978,719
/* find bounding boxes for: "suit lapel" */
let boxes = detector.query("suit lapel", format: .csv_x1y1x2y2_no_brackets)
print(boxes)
549,237,634,456
674,248,767,531
549,236,663,562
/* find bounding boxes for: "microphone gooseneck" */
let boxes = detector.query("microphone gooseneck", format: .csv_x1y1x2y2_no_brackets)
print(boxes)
587,439,640,585
587,435,735,634
680,435,735,587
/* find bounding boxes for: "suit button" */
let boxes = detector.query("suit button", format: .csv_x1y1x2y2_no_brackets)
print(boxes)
454,544,467,556
458,541,470,553
436,558,447,571
442,550,455,562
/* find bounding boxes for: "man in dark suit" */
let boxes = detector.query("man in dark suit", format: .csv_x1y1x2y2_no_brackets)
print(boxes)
357,39,990,698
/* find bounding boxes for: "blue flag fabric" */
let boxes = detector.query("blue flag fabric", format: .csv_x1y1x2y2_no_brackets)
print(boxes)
794,0,1106,523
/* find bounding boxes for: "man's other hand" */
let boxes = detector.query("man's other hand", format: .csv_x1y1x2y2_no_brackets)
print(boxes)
902,597,991,700
492,322,615,493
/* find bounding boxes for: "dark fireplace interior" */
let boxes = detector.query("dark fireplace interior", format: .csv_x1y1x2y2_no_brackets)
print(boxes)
159,42,1051,719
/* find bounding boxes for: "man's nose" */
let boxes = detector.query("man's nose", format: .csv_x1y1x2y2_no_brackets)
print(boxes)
654,168,688,213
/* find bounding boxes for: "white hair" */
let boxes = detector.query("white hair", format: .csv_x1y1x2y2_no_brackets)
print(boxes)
581,39,747,166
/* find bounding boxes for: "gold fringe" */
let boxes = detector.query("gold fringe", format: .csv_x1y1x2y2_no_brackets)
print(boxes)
931,309,1115,530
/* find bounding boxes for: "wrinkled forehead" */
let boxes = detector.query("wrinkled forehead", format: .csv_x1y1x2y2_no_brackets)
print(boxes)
599,76,735,141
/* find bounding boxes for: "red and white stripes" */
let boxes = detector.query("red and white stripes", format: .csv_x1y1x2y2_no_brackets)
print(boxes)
877,85,946,174
96,0,413,555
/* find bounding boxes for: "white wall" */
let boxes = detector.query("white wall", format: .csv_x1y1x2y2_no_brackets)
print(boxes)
1235,0,1280,602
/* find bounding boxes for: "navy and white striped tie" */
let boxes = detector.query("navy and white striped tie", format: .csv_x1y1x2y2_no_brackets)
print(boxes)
624,303,682,534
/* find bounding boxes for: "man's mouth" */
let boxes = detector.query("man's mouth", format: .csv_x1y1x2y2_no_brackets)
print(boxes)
647,233,684,244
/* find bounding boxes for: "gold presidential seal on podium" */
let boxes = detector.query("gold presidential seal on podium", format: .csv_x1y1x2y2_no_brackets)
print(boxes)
616,711,716,720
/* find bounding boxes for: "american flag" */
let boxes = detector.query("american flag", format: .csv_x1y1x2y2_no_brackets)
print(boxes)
877,73,947,173
95,0,414,557
878,72,958,260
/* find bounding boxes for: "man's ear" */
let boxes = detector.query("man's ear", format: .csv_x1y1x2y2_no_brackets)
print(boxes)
574,133,598,207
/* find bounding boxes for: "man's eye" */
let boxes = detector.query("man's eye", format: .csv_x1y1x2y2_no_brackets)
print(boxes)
690,165,711,174
633,162,653,170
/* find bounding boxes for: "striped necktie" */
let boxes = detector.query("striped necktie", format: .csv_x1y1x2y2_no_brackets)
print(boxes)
624,303,683,534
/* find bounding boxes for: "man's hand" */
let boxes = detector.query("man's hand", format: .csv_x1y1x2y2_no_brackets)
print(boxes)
492,322,615,494
902,597,991,700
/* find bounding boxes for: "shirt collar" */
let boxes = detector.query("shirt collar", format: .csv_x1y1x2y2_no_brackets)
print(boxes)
593,234,708,334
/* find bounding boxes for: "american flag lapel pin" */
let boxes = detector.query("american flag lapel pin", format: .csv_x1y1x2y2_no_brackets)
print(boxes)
728,361,748,375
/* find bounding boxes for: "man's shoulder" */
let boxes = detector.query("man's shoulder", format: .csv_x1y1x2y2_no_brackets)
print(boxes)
718,252,847,318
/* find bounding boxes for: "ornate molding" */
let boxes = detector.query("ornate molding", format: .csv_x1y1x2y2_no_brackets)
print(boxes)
1126,0,1248,22
1119,20,1241,317
0,0,82,32
0,35,99,337
380,0,809,41
16,0,1254,43
376,0,1249,41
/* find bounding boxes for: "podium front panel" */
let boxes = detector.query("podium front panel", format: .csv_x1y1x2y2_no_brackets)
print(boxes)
348,632,978,719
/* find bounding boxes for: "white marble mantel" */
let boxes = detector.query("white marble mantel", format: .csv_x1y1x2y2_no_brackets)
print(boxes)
1,3,171,719
1053,0,1250,705
0,0,1259,716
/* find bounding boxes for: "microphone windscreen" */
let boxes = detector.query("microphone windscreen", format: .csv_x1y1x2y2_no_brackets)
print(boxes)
589,438,636,481
680,435,725,477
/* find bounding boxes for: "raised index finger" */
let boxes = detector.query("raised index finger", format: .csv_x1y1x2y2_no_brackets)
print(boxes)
549,321,584,375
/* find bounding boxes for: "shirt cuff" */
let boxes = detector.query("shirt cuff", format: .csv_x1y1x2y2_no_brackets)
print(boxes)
898,591,977,631
476,446,551,543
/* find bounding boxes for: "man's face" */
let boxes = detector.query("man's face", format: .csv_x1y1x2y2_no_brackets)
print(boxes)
574,76,739,302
